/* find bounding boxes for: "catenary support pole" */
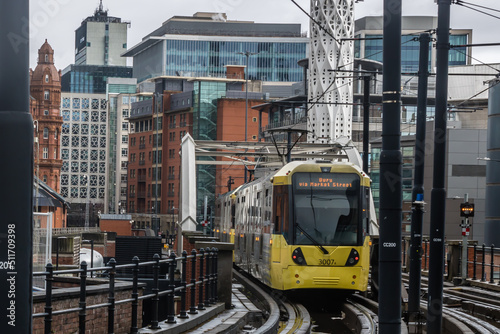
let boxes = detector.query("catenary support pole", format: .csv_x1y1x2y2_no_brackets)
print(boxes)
379,0,402,332
427,1,452,333
362,75,371,175
408,32,431,316
0,2,34,333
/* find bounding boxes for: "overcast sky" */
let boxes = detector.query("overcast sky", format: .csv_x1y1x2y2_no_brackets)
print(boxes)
29,0,500,70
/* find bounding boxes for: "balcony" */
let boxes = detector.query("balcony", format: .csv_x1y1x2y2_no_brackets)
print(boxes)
137,191,146,199
138,175,146,182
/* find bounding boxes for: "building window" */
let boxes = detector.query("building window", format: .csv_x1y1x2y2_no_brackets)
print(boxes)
44,110,49,116
122,109,129,118
121,148,128,157
45,74,49,83
43,128,49,139
122,122,128,131
54,129,58,140
44,54,48,62
43,147,48,159
44,90,50,100
122,135,128,144
53,148,57,159
43,175,47,183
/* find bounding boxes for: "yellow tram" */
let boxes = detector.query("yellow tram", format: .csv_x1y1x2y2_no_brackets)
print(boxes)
214,160,378,292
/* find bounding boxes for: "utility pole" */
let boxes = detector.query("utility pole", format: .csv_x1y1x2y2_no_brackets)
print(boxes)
379,0,402,332
408,32,431,322
0,1,34,333
427,1,452,333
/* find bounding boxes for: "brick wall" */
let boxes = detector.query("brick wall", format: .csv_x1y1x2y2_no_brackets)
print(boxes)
33,283,143,334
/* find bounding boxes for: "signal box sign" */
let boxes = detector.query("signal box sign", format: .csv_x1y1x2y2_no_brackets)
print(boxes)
460,202,475,217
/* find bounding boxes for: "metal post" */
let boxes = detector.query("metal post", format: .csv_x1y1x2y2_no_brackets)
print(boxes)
213,248,218,302
490,245,495,284
150,254,160,329
461,194,470,281
167,252,177,323
90,240,94,278
424,240,428,270
131,256,139,334
198,249,205,310
482,244,486,282
0,2,33,333
189,249,198,314
107,259,116,334
402,239,407,268
56,238,60,271
79,262,88,334
179,251,189,318
473,245,477,280
379,0,402,332
408,32,431,315
362,75,371,174
44,263,53,334
205,250,211,306
427,1,452,332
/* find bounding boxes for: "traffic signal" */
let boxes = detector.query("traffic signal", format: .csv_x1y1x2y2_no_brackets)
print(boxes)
460,202,474,217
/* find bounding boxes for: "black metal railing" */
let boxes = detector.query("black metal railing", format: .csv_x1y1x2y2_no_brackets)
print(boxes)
461,243,499,283
33,248,219,334
403,237,500,283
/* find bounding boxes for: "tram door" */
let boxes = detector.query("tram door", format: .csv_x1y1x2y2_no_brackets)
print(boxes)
272,191,284,263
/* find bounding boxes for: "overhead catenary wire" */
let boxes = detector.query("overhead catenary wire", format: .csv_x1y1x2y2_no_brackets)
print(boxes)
454,1,500,21
454,0,500,14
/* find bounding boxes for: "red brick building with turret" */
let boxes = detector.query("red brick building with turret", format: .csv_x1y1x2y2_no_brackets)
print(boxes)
30,40,66,227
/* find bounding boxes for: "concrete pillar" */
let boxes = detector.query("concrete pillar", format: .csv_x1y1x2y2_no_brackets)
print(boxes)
195,241,234,309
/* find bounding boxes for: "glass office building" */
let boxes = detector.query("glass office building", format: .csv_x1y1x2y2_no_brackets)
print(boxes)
164,40,306,82
124,13,309,83
355,34,468,72
61,65,133,94
354,16,472,73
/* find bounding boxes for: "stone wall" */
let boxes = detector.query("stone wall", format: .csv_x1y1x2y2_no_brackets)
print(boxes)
33,282,143,334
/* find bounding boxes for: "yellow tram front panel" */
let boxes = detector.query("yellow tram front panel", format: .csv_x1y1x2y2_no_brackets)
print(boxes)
269,235,371,291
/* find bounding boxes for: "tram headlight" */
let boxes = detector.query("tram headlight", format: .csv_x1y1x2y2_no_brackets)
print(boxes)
292,247,307,265
345,248,360,266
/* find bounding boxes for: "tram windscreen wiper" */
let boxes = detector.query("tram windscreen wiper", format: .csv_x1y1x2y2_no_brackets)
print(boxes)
295,223,329,254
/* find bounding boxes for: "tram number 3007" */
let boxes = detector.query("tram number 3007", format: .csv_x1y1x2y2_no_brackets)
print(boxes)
318,259,335,266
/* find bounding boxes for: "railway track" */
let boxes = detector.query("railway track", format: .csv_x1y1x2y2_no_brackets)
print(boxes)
233,269,311,333
402,273,500,333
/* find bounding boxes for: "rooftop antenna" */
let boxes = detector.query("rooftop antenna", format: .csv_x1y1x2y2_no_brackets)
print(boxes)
99,0,103,12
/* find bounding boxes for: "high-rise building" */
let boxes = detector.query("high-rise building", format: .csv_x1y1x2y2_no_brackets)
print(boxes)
59,2,134,225
106,78,138,214
60,92,109,226
75,0,129,66
123,12,308,83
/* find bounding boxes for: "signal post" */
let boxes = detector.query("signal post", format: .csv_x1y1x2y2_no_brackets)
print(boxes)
460,194,474,282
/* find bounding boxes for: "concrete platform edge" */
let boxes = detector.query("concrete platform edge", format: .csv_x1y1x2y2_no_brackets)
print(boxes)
138,302,225,334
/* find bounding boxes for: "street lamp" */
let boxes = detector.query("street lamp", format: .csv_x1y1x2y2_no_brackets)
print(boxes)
236,51,258,142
